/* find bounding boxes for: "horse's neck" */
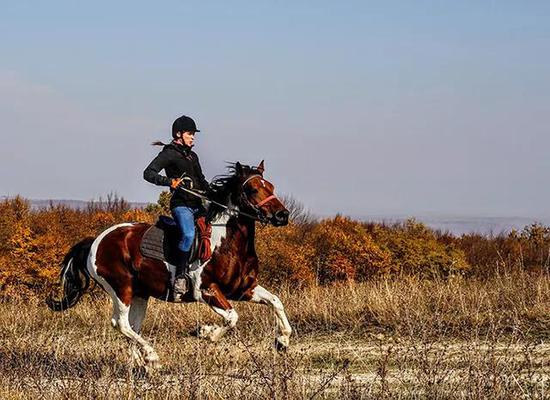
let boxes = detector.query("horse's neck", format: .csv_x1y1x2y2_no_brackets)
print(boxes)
210,201,255,252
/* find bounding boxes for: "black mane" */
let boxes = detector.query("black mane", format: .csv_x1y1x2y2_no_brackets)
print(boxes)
207,162,261,222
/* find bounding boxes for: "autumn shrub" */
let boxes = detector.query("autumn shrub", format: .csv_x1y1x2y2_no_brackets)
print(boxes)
515,223,550,270
256,223,316,287
122,208,156,224
0,196,29,254
259,215,391,286
459,223,550,276
305,216,391,284
0,196,155,295
143,190,171,216
367,219,470,277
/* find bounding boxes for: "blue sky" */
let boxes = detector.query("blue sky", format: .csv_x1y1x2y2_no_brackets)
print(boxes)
1,1,549,217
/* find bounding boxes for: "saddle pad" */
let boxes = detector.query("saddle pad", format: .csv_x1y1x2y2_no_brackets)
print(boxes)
139,216,212,265
140,221,181,265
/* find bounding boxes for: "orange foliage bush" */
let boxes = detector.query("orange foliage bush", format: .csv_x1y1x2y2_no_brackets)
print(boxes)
458,223,550,276
306,216,391,283
368,219,469,277
256,223,316,287
122,208,156,224
0,196,153,295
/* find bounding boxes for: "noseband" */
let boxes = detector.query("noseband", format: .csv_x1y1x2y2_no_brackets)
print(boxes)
241,175,279,221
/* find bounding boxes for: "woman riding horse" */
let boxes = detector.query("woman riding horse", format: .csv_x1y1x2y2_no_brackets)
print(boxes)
143,115,209,296
47,159,292,368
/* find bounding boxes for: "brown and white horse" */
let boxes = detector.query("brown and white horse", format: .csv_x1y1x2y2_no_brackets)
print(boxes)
47,161,291,367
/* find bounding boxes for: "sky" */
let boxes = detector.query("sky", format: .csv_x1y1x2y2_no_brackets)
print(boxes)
1,1,549,218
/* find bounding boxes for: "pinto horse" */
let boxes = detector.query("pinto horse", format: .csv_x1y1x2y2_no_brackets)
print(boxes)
46,161,291,367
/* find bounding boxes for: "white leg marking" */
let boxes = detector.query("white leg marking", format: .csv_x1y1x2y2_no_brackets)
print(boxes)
251,285,292,348
199,307,239,342
112,296,159,365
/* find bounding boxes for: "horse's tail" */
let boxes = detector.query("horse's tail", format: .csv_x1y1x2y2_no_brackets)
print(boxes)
46,237,95,311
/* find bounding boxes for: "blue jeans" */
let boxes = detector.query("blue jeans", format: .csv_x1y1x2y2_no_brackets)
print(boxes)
171,206,199,252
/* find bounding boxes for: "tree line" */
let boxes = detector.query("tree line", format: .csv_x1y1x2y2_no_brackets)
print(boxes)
1,194,548,296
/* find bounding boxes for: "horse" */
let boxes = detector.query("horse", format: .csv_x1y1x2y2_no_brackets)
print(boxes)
46,160,291,368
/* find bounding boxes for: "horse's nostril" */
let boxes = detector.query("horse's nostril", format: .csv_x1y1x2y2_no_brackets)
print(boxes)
275,210,289,221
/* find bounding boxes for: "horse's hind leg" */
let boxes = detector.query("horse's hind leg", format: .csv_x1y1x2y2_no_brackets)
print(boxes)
248,285,292,350
87,224,159,367
111,295,160,367
91,273,159,366
127,296,150,365
129,296,149,333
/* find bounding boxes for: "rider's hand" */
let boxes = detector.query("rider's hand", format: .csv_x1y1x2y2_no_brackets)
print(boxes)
181,177,193,189
170,178,183,189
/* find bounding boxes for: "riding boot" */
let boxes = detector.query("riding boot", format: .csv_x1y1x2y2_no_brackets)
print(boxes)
173,250,190,295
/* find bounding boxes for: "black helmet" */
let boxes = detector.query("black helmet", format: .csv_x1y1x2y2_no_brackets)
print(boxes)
172,115,200,138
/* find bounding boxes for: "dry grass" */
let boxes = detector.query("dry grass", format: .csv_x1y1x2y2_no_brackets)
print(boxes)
1,271,549,399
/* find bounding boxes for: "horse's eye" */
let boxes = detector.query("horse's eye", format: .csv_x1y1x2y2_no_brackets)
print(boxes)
246,188,258,195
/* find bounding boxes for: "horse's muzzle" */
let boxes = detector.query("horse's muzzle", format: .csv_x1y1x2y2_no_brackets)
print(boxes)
272,209,289,226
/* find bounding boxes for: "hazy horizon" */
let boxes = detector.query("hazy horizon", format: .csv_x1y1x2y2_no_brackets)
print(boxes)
6,196,550,223
2,2,549,218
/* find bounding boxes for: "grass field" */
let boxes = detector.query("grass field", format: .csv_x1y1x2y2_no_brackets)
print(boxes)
1,271,549,399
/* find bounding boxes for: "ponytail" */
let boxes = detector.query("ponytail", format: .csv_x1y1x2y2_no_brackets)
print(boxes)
151,141,167,146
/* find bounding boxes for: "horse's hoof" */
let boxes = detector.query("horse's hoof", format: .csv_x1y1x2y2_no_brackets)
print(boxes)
129,346,145,365
145,352,161,368
274,337,289,352
209,328,225,343
198,325,228,343
145,359,162,372
198,325,218,339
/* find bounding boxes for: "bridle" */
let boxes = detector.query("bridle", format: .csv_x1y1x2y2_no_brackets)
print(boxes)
241,175,277,213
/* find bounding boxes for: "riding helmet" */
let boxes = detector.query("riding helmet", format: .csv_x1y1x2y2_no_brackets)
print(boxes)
172,115,200,138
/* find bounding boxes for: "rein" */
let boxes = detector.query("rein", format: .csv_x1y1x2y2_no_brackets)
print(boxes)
175,185,268,223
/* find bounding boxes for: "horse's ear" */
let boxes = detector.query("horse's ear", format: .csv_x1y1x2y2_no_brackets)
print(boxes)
235,162,243,175
257,160,265,174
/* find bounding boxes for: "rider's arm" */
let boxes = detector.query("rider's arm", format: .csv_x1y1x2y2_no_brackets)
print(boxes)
143,150,172,187
193,154,210,191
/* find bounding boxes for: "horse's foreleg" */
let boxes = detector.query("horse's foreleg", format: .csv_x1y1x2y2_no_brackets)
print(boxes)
249,285,292,350
200,284,238,342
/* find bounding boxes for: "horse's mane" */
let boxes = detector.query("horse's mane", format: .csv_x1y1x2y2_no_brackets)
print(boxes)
207,162,260,222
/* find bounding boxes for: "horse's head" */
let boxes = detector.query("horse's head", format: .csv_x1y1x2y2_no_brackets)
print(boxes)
234,160,289,226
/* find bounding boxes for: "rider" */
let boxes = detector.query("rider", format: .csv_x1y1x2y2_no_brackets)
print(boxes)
143,115,209,295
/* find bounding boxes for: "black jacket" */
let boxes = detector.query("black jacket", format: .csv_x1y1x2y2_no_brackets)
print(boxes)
143,142,209,209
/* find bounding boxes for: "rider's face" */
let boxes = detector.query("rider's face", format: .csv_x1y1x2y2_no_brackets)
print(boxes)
181,131,195,147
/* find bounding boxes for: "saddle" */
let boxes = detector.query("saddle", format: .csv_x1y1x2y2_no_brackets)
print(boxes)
140,215,212,265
